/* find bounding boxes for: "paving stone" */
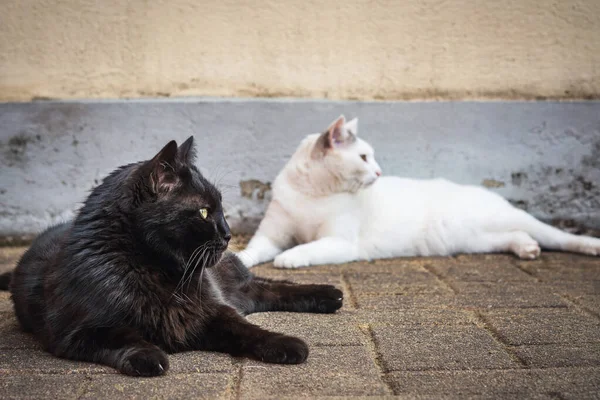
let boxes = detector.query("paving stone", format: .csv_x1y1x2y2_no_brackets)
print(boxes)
250,270,342,286
254,258,449,277
427,261,534,282
239,346,389,398
0,374,89,400
168,351,234,373
342,257,450,273
452,253,519,265
372,325,517,371
253,257,448,276
358,309,476,326
0,349,114,374
549,280,600,296
570,294,600,315
0,314,42,350
0,247,24,271
539,252,599,263
355,293,458,309
482,308,600,345
252,263,344,276
452,282,567,308
246,312,362,346
0,345,234,376
228,235,251,253
345,269,451,296
518,258,600,282
512,344,600,368
387,367,600,397
0,248,597,398
80,373,231,399
0,292,14,313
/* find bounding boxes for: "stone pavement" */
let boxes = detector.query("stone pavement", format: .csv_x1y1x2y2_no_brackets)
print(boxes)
0,243,599,399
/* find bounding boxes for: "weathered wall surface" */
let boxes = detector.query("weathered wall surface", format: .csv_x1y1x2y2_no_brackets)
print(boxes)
1,99,599,237
1,0,599,101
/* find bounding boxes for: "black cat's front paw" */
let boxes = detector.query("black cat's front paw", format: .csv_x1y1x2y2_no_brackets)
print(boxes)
120,347,170,377
254,335,309,364
310,285,344,313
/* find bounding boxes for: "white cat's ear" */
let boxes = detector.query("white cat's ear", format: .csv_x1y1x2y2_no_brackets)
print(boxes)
312,115,355,158
345,118,358,136
327,115,354,147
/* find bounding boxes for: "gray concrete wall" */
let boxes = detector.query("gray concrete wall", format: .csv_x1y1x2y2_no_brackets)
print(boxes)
1,99,599,237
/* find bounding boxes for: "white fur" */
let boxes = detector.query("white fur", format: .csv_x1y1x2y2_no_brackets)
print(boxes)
237,115,600,268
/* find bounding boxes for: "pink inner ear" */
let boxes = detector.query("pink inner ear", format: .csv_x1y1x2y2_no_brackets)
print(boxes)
329,118,346,146
151,163,179,194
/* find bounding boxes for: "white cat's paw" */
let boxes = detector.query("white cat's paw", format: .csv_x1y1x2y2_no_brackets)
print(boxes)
573,238,600,256
515,242,541,260
235,251,256,268
274,251,311,269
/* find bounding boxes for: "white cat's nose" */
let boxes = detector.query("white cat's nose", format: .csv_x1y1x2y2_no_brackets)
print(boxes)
375,170,382,177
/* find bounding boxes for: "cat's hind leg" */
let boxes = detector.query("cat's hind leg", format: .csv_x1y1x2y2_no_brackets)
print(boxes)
467,231,541,260
518,212,600,256
506,231,542,259
494,209,600,256
51,327,169,377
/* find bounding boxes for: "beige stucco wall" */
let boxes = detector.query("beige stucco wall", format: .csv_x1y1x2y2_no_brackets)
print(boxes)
1,0,599,101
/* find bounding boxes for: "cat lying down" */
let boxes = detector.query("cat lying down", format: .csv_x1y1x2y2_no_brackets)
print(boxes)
238,115,600,269
0,137,343,376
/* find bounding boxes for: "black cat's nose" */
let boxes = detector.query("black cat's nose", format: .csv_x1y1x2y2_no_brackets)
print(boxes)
216,214,231,249
220,234,231,250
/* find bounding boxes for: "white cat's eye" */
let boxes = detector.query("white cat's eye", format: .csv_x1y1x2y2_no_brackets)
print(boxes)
199,208,208,219
360,154,367,162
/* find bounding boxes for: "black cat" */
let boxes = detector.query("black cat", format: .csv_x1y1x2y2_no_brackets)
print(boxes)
0,137,343,376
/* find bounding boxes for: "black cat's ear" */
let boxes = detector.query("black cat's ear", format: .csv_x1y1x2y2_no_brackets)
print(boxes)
147,140,179,194
177,136,196,164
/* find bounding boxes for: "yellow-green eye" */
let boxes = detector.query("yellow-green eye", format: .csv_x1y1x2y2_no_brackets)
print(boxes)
199,208,208,219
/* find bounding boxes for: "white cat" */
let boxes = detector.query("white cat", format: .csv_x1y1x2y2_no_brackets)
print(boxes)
237,115,600,268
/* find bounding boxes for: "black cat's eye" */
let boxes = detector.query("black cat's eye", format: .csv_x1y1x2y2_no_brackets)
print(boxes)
360,154,367,162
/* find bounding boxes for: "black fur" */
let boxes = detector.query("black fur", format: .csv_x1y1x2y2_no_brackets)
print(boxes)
0,271,10,290
4,137,343,376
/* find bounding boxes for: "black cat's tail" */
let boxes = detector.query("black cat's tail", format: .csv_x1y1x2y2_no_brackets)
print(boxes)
0,272,11,291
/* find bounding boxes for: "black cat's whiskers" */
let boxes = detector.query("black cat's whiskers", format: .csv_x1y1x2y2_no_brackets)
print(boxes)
180,245,206,281
206,164,242,197
181,240,223,295
207,161,240,185
183,247,208,292
180,246,203,277
195,260,207,308
172,243,209,300
183,243,207,274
